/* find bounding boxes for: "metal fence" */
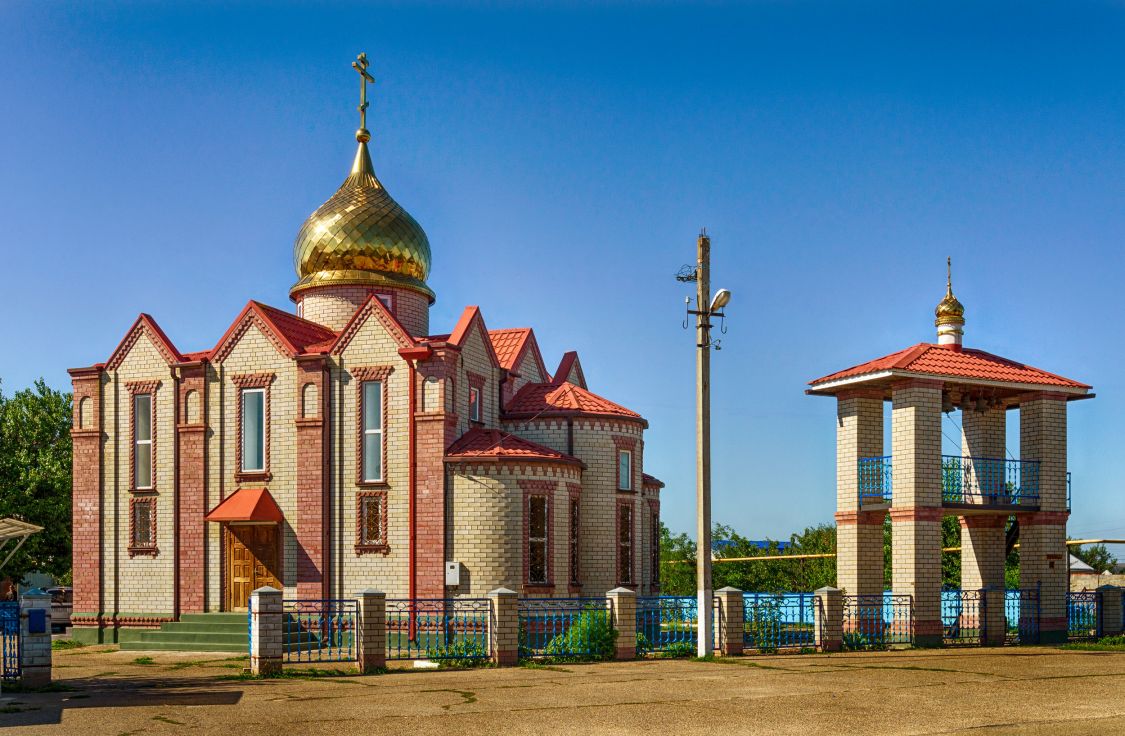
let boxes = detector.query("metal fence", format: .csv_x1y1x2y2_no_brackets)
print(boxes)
281,599,358,663
1003,588,1040,644
386,598,491,661
941,455,1039,506
842,594,913,649
1067,591,1102,640
636,596,697,655
743,593,816,652
0,602,18,681
858,456,893,505
518,597,613,659
941,589,986,646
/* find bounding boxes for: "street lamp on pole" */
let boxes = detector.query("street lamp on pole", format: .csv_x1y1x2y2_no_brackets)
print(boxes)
678,229,730,658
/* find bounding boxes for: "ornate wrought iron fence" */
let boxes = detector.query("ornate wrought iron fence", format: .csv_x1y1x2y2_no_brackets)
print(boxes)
282,599,358,663
0,602,18,681
1004,588,1039,644
518,598,613,659
858,456,893,505
941,589,986,646
386,598,490,661
1067,591,1102,640
842,594,913,649
636,596,697,655
941,456,1039,506
743,593,815,652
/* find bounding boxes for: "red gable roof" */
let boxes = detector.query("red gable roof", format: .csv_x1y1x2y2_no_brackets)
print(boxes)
504,381,645,424
552,351,586,388
445,427,582,466
106,313,185,369
642,473,665,489
489,328,531,371
809,343,1090,391
204,488,284,523
254,302,337,354
447,306,501,367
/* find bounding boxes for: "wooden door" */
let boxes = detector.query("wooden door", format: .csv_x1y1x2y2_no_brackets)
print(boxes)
227,525,280,611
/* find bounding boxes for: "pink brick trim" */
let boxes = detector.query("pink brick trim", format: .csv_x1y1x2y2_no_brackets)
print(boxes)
888,507,943,523
890,378,944,391
835,510,887,526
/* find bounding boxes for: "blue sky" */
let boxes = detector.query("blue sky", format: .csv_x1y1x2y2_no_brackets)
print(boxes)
2,2,1123,543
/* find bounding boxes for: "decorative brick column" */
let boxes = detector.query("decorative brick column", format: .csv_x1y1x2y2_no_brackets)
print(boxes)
68,367,103,629
836,391,886,598
356,589,386,673
607,587,637,660
890,379,944,647
249,586,283,676
960,516,1007,645
18,589,52,687
295,355,329,600
487,588,519,666
1020,392,1069,643
814,586,843,652
715,587,744,655
176,362,207,615
1098,586,1122,637
413,349,458,600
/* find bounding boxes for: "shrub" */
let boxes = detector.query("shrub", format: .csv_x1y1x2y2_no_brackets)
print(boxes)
541,608,617,660
427,637,489,668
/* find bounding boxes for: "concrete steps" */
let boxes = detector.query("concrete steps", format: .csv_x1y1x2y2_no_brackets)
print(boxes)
119,612,250,653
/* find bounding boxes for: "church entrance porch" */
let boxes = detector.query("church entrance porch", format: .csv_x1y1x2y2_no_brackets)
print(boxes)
226,524,281,612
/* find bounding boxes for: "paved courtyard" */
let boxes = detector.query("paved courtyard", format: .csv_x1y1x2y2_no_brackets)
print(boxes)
2,646,1124,735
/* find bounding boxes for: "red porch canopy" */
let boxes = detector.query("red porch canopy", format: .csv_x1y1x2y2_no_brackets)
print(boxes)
204,488,284,524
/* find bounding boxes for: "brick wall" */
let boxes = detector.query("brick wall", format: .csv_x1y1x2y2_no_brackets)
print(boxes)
297,284,430,337
69,368,103,618
176,363,207,614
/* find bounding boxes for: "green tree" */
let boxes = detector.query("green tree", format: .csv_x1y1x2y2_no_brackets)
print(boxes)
0,380,72,584
1072,543,1117,574
658,523,695,595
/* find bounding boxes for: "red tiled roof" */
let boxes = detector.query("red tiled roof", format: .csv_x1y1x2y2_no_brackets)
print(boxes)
253,302,337,354
504,381,645,423
642,473,665,488
809,343,1090,390
447,306,501,367
552,351,585,388
489,328,532,371
204,488,284,523
445,427,582,465
181,350,212,362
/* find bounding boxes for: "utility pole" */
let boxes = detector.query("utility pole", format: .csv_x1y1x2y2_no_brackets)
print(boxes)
694,231,713,658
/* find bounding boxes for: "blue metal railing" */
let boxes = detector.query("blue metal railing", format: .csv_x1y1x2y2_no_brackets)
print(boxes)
386,598,490,661
518,598,613,659
1005,587,1040,644
942,455,1039,505
941,589,986,646
282,599,358,663
636,596,697,655
842,594,913,649
742,593,815,652
858,456,893,505
1067,591,1102,640
0,602,18,681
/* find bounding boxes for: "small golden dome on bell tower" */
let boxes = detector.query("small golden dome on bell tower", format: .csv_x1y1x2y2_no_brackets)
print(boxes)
935,257,965,346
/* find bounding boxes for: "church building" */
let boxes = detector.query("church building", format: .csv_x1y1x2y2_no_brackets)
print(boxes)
68,56,662,641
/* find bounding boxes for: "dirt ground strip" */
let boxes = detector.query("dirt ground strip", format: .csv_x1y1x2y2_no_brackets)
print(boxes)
2,646,1125,735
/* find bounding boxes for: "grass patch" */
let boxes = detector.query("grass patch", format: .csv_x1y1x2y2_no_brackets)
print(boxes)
132,656,156,665
216,666,375,682
166,655,249,671
1060,636,1125,652
519,661,572,672
52,639,86,651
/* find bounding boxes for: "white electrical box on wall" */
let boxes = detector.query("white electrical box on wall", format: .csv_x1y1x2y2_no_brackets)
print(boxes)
445,561,461,586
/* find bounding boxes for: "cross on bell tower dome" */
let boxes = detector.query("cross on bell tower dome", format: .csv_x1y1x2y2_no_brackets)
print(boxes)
935,257,965,348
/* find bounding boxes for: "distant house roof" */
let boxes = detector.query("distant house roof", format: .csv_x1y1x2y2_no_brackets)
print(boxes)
1069,554,1097,574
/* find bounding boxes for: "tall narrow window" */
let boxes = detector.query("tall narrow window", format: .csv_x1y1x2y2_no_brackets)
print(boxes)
528,495,549,584
241,388,265,473
569,498,580,585
617,450,632,491
468,386,481,423
357,491,387,550
650,508,660,587
618,504,633,584
133,393,153,489
362,381,383,482
131,498,156,553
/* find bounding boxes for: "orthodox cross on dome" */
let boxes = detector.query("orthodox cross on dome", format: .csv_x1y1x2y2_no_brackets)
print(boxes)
935,255,966,345
352,52,375,142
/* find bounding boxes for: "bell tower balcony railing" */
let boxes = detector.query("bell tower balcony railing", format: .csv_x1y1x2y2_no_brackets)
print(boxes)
858,456,1045,508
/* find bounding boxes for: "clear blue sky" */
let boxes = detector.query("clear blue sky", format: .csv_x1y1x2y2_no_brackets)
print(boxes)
2,2,1122,543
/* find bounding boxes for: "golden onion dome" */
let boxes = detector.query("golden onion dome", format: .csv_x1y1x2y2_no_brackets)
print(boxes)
290,133,434,303
934,257,965,327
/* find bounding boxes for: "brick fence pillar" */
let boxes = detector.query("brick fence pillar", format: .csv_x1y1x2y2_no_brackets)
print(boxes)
981,588,1007,646
249,586,283,676
487,588,518,666
356,589,386,673
1098,586,1122,637
18,589,52,687
814,586,843,652
607,588,636,659
715,587,743,655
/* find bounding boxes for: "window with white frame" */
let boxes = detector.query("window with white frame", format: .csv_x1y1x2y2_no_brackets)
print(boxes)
241,388,265,473
133,393,153,489
528,495,549,584
617,449,632,491
362,381,384,482
468,386,481,423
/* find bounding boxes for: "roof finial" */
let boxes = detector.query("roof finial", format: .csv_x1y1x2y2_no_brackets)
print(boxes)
935,256,965,348
946,256,953,296
352,52,375,143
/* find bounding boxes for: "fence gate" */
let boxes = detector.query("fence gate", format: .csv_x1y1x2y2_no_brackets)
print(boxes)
1067,591,1102,641
942,589,986,646
1004,588,1039,645
0,602,19,681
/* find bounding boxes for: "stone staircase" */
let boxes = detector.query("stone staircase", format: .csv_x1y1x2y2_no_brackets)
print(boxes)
119,613,249,653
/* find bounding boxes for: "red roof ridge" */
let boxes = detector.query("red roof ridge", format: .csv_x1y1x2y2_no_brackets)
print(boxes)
106,313,185,370
445,426,583,465
503,380,645,425
446,306,501,368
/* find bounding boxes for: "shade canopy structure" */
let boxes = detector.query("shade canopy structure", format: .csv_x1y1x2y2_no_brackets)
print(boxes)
204,488,284,524
0,518,43,572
